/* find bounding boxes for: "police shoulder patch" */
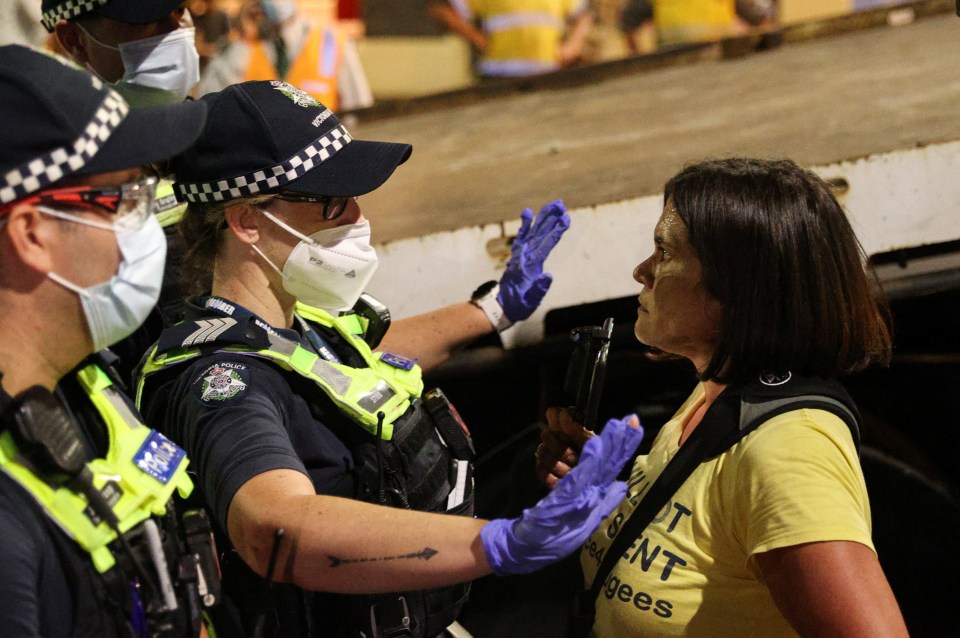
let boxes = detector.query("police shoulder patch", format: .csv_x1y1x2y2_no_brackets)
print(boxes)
193,361,251,404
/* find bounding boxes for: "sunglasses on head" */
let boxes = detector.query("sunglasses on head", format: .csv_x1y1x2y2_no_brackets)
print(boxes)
272,192,353,221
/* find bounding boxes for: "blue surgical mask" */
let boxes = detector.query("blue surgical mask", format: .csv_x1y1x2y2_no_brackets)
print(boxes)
40,208,167,353
77,24,200,103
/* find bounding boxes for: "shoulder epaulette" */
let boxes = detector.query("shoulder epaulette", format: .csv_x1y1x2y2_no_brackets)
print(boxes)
155,315,272,356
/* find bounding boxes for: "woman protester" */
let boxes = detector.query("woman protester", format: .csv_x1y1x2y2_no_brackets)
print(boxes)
538,158,909,636
134,79,642,638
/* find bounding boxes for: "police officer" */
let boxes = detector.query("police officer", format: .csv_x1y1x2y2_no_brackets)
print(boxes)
42,0,199,106
135,80,639,638
41,0,204,383
0,44,214,637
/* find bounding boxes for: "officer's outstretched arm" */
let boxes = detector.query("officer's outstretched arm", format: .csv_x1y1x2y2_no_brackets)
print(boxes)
378,201,570,373
378,301,495,372
226,415,642,592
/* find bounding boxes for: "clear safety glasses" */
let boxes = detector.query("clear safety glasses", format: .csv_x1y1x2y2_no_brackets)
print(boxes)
1,175,158,232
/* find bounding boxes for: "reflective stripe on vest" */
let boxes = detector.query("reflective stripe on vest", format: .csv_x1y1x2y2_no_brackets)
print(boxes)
137,305,423,441
0,364,193,573
483,11,565,32
478,58,561,76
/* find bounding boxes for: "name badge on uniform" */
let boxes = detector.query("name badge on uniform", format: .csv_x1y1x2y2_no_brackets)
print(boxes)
134,431,187,484
380,352,417,370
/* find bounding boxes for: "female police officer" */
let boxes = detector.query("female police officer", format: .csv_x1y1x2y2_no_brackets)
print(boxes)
135,79,641,638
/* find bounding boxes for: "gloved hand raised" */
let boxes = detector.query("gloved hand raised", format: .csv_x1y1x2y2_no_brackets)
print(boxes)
497,200,571,323
480,414,643,576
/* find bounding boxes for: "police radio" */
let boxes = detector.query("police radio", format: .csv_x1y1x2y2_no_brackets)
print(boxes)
353,293,391,349
563,318,614,431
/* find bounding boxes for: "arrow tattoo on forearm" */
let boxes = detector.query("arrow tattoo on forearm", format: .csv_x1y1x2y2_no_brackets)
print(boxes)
327,547,439,568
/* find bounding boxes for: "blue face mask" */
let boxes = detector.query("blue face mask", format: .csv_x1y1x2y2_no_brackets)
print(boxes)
76,24,200,104
40,208,167,353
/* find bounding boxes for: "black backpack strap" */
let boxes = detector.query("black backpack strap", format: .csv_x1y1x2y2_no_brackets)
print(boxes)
572,373,860,631
571,388,742,625
710,374,860,457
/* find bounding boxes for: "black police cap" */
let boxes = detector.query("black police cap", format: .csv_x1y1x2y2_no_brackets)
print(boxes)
0,45,207,206
173,81,412,204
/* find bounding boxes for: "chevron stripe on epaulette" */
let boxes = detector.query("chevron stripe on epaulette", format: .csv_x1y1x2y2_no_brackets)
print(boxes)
155,316,271,355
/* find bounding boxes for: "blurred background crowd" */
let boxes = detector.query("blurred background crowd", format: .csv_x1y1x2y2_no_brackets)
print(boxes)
0,0,783,109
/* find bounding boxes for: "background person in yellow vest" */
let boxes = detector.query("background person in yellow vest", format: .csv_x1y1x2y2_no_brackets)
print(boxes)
650,0,747,46
429,0,595,78
0,44,211,637
197,0,373,112
135,79,643,638
41,0,204,384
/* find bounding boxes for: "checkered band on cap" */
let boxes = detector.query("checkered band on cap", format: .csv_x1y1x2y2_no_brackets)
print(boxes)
176,125,354,203
0,88,129,205
41,0,111,31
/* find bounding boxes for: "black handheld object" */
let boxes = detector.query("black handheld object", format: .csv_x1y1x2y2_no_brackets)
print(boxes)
354,293,391,349
563,318,614,431
3,385,89,477
423,388,476,461
2,386,119,525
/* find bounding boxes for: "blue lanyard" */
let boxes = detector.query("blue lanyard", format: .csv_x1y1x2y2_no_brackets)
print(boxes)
294,315,342,364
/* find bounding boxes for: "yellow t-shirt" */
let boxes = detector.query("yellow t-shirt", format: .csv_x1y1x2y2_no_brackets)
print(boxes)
581,383,874,637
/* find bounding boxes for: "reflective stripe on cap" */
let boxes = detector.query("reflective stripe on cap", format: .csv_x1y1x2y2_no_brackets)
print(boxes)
0,87,129,205
41,0,111,32
174,125,353,203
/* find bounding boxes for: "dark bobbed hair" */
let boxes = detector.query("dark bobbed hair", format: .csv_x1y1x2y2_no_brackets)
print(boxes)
665,158,892,384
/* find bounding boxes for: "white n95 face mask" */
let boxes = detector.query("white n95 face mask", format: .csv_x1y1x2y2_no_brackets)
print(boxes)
77,24,200,103
253,208,379,312
41,208,167,353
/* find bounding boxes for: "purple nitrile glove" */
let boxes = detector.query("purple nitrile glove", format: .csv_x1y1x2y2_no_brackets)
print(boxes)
497,200,571,323
480,415,644,576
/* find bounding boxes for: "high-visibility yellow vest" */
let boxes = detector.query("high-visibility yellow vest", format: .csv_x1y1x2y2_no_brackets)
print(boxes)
137,304,422,441
460,0,586,77
652,0,738,45
0,364,193,573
